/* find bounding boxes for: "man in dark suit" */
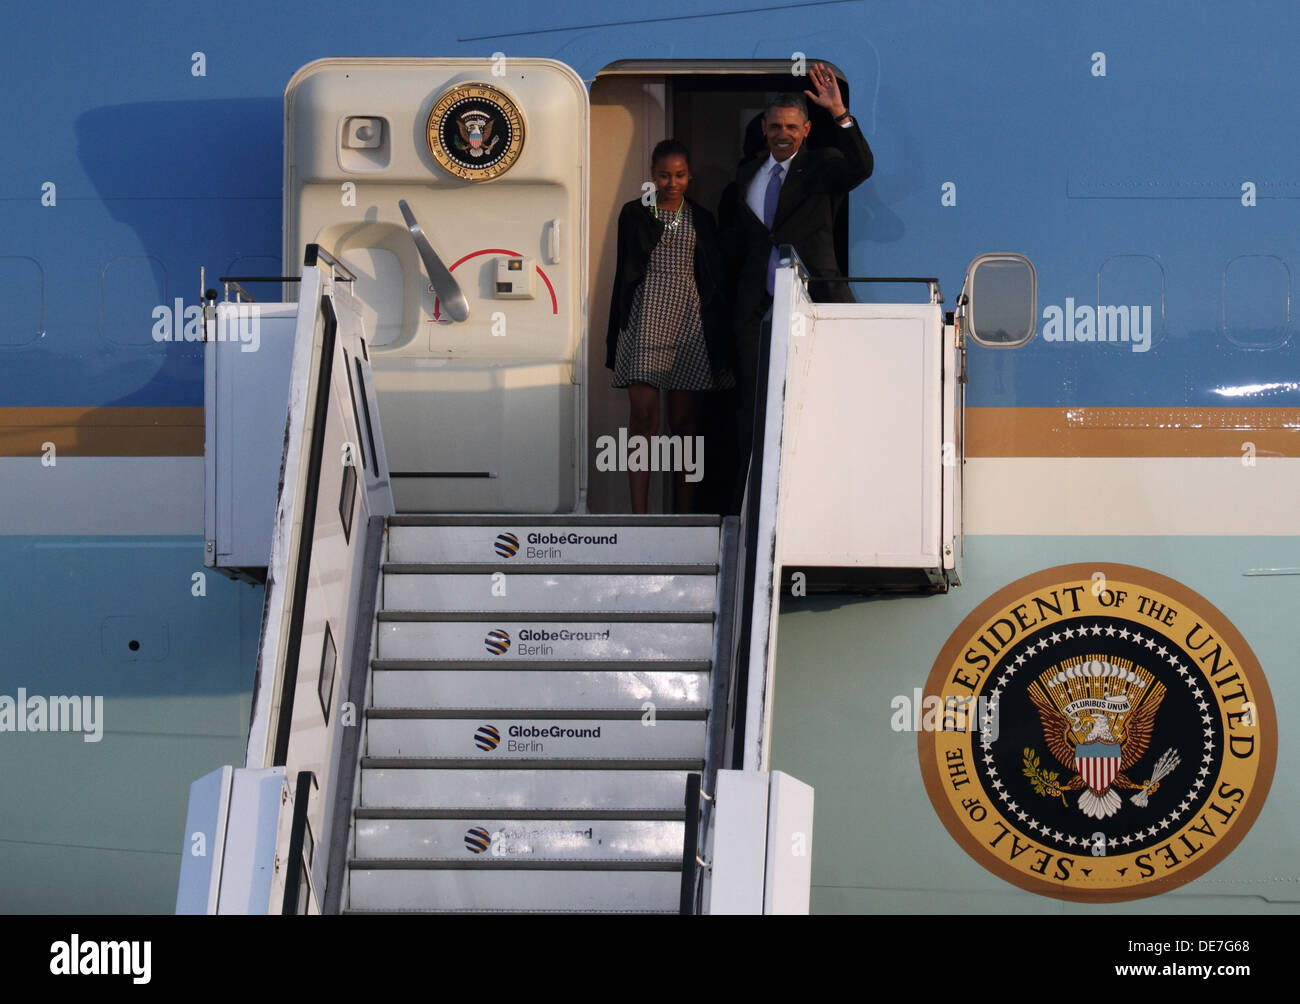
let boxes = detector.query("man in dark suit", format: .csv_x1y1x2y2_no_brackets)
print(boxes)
724,63,874,507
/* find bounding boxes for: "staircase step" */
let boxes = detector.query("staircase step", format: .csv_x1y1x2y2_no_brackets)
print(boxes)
371,668,710,712
360,768,694,812
376,611,714,621
355,818,685,861
347,868,680,913
368,708,704,721
384,563,717,574
355,807,685,820
388,516,721,526
376,617,714,662
351,858,678,870
387,521,720,565
362,757,703,770
382,570,717,613
366,718,706,759
371,659,710,672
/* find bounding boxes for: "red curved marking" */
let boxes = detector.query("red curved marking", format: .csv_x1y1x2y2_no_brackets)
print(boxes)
432,247,559,317
535,266,558,312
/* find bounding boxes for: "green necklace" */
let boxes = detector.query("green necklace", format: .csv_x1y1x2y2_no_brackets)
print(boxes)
654,197,683,236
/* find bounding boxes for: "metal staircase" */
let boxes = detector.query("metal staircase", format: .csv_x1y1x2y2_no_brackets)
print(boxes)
180,247,812,916
342,515,734,913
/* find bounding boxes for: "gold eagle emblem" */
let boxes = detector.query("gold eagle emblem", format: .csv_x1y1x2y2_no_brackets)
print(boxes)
1026,657,1167,819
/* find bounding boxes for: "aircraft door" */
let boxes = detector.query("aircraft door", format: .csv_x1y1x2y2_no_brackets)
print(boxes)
285,59,588,513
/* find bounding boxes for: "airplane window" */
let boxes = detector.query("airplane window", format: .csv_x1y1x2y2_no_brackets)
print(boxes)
1223,254,1291,350
318,623,337,721
1098,253,1165,354
968,255,1036,347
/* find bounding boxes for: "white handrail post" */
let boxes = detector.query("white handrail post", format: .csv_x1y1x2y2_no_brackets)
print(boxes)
741,258,804,772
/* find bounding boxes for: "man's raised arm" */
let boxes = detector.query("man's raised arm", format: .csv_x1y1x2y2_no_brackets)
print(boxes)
805,61,873,189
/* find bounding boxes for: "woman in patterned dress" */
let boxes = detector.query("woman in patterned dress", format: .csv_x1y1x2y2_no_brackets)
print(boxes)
606,140,734,514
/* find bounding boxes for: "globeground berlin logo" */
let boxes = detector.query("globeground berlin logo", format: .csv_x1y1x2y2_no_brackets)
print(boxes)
485,629,510,655
918,563,1275,902
494,533,519,558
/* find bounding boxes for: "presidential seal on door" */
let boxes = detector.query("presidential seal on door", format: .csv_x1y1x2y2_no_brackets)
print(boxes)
427,82,525,181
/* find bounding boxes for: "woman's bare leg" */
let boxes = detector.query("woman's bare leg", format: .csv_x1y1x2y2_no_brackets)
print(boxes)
667,389,698,514
627,383,660,514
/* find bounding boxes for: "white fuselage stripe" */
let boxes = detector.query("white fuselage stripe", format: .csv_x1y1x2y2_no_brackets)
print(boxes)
965,458,1300,536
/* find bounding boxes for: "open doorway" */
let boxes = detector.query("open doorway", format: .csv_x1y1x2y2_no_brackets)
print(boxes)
587,62,852,515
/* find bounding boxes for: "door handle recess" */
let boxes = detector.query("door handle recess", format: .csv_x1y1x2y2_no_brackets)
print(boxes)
398,199,469,322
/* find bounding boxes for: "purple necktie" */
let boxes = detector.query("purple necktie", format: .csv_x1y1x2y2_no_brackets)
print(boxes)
763,162,783,295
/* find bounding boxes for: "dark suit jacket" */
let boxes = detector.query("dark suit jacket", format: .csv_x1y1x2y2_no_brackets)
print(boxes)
725,118,874,332
605,196,734,379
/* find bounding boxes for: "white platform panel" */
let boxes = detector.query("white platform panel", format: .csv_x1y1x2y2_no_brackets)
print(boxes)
778,303,945,571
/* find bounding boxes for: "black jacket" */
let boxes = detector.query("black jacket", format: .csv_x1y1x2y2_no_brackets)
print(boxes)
724,118,874,328
605,197,735,378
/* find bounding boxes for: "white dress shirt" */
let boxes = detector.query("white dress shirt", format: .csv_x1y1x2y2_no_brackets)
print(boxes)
745,154,790,225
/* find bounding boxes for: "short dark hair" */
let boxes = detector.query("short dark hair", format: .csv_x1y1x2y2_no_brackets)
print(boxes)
764,93,809,122
651,138,690,167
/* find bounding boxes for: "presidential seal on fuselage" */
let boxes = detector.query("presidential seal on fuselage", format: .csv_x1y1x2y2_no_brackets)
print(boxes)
918,563,1275,902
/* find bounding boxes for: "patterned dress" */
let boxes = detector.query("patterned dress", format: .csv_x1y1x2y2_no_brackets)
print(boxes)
614,203,728,390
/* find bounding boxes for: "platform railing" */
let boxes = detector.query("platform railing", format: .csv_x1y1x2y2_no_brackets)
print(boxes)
242,244,393,913
729,246,811,773
681,516,740,914
680,251,810,912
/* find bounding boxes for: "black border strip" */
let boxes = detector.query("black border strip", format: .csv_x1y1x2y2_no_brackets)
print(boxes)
323,516,386,915
342,349,367,472
281,770,317,915
354,357,379,477
272,295,338,768
679,772,702,915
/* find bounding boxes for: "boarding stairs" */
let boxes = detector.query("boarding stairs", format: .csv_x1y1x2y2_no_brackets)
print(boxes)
342,515,733,913
180,246,843,915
